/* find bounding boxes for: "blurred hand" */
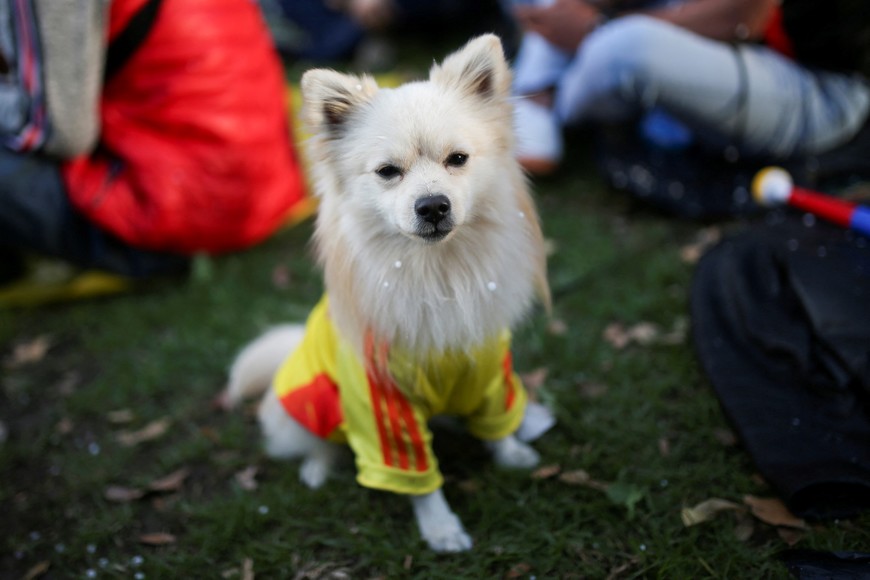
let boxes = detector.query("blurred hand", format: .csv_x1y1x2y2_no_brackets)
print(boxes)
348,0,394,30
514,0,603,53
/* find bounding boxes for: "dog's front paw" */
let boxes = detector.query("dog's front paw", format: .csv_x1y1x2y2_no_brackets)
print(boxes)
419,512,473,553
488,435,540,469
411,489,473,553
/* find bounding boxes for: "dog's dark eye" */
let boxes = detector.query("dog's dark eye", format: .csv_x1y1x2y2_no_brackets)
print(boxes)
376,164,402,179
445,152,468,168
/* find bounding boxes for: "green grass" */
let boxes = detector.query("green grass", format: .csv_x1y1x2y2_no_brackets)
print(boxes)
3,68,869,580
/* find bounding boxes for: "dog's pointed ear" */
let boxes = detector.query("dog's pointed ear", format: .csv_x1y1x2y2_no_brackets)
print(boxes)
429,34,511,101
301,69,378,136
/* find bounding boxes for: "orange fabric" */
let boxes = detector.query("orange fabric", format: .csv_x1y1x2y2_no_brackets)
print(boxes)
62,0,307,253
278,374,343,439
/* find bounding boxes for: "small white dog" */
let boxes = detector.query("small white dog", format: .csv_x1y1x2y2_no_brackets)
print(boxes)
224,35,550,553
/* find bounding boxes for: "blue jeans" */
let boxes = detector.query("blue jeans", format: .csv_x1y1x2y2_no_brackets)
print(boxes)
513,15,870,158
0,148,188,278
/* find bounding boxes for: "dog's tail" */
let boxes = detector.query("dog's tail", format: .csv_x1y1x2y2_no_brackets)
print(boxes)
220,325,305,409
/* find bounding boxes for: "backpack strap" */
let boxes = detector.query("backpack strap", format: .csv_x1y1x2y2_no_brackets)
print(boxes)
104,0,164,81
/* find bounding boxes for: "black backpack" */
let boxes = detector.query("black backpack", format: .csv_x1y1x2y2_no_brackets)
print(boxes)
781,0,870,77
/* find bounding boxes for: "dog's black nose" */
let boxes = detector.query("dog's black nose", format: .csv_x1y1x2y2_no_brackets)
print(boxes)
415,195,451,225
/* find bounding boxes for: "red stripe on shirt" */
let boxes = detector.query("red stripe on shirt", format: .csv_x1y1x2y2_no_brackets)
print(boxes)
365,334,395,467
396,390,428,472
503,351,516,411
365,334,427,472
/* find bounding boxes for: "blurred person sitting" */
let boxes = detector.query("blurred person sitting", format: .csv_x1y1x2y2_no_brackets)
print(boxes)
510,0,870,180
265,0,507,66
0,0,308,287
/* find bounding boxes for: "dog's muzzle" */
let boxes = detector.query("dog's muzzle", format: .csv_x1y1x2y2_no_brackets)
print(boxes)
414,194,454,242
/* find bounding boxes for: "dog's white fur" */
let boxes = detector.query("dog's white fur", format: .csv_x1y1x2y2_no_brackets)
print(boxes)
224,35,550,553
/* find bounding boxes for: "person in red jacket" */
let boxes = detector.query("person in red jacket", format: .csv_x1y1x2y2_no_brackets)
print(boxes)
0,0,308,283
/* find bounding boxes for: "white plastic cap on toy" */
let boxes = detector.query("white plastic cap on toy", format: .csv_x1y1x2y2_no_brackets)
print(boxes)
751,166,793,206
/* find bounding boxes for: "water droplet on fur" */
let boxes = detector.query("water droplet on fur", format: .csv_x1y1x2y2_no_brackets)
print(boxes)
802,213,816,227
487,281,497,291
355,84,362,91
394,260,402,269
787,239,799,252
518,211,525,218
383,281,390,289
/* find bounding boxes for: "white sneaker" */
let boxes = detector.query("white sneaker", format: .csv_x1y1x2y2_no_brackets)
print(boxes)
513,97,563,175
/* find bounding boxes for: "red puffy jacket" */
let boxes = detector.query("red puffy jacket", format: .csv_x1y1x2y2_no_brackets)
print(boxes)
62,0,308,254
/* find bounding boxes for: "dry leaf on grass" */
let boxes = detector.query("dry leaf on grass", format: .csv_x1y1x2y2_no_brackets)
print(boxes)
55,417,74,435
105,485,146,503
681,498,744,527
777,527,805,546
106,467,189,502
558,469,609,491
531,464,561,480
117,418,171,447
107,409,135,424
242,558,254,580
506,562,532,578
4,335,52,369
22,561,50,580
713,428,738,447
148,468,190,492
657,437,671,457
547,318,568,336
139,532,177,546
520,367,548,391
603,322,660,350
743,495,808,529
235,466,259,491
680,226,722,264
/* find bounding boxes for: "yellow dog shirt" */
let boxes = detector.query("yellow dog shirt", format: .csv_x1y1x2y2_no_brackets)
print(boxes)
273,296,528,495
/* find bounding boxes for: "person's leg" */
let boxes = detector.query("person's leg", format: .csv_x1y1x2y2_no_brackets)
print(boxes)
511,30,574,173
554,15,870,158
0,148,188,278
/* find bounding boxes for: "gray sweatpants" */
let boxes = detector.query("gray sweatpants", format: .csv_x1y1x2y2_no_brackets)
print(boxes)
513,15,870,158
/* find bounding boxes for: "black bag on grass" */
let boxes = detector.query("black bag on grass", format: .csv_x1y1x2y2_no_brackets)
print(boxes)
690,215,870,519
595,115,870,220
